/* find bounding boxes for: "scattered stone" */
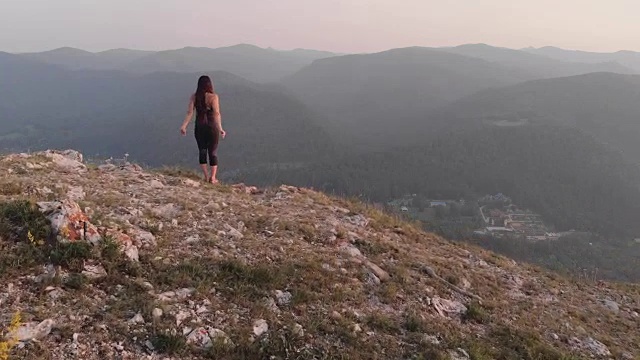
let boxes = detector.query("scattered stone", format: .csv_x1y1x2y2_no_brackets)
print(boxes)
341,244,362,258
176,310,190,326
82,264,107,280
67,186,85,201
37,200,101,244
569,337,611,358
346,214,369,227
253,319,268,337
365,272,381,286
150,203,180,219
449,348,471,360
224,224,244,239
423,335,441,346
364,260,390,282
186,327,213,349
352,324,362,333
127,228,157,248
149,179,165,189
128,313,145,325
10,319,54,341
274,290,293,306
431,296,467,318
44,150,87,173
157,288,195,302
292,323,304,338
34,264,57,283
181,178,201,188
152,308,163,319
603,299,619,314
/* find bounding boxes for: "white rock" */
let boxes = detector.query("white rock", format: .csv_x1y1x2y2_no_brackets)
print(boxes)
149,179,165,189
292,323,304,338
274,290,293,306
176,310,190,326
186,327,213,349
128,228,156,248
11,319,54,341
340,244,362,258
124,244,139,262
224,224,244,239
449,348,471,360
603,299,619,314
253,319,268,337
152,308,163,319
151,203,180,220
423,335,441,346
82,264,107,279
182,179,200,188
431,296,467,318
128,313,145,325
67,186,85,201
208,328,232,345
364,260,390,282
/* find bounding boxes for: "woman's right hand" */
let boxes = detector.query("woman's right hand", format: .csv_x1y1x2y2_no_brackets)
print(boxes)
220,129,226,139
180,126,187,136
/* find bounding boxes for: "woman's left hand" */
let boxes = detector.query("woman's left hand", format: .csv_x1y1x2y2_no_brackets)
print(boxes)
220,129,227,139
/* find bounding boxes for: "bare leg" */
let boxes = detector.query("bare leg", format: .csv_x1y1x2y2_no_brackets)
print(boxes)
200,163,209,182
209,165,218,184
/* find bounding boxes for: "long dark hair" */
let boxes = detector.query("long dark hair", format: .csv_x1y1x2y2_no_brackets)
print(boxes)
194,75,214,114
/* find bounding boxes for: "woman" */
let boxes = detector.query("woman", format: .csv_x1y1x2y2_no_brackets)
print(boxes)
180,75,226,183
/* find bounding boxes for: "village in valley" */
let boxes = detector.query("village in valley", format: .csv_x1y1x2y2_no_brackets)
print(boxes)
387,192,566,241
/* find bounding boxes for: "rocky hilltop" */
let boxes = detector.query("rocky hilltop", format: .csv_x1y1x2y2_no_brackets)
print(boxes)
0,150,638,360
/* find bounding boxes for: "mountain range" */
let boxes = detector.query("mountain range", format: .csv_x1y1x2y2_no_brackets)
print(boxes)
3,42,640,281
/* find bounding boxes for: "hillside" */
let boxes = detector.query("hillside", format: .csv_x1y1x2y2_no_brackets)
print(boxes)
282,47,532,148
442,44,633,78
1,150,639,359
446,72,640,165
0,52,334,172
239,123,640,281
524,46,640,73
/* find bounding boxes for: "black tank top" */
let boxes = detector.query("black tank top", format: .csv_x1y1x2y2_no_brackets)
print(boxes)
195,94,215,127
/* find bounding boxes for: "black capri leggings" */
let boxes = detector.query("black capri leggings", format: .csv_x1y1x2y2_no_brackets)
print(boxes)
194,124,219,166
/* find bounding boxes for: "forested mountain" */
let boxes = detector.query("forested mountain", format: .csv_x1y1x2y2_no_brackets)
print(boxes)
524,46,640,73
0,52,334,170
442,44,633,78
120,44,337,82
16,44,337,83
240,123,640,239
283,47,530,148
20,47,153,71
446,72,640,165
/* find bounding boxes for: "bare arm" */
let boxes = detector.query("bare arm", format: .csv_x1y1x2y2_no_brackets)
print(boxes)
180,94,195,135
210,93,226,138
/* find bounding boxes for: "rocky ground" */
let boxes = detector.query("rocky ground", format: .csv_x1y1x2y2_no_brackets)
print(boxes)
0,150,638,360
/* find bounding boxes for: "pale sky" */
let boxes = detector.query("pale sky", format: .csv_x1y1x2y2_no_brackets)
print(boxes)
1,0,639,53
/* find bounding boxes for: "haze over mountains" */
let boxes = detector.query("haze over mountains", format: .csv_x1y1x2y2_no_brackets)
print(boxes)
19,44,337,83
3,42,640,281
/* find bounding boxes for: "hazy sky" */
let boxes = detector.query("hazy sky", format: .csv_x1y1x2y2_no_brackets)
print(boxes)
1,0,639,53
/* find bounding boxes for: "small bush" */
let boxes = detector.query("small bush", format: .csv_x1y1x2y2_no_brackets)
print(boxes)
404,312,428,333
366,313,400,334
63,273,88,290
0,200,52,243
463,302,490,324
49,242,93,271
152,333,187,355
